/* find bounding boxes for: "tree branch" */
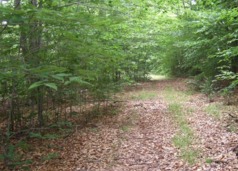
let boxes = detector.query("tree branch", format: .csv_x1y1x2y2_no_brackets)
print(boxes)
57,2,123,14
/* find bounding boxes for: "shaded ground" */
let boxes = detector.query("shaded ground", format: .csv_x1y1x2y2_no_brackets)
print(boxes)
33,78,238,171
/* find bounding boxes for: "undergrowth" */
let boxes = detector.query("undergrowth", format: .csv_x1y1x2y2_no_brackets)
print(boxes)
205,103,222,119
130,90,157,100
0,121,74,170
163,87,189,102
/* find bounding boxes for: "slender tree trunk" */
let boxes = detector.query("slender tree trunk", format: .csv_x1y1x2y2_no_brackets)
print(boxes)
182,0,186,8
29,0,45,126
8,0,23,131
14,0,21,9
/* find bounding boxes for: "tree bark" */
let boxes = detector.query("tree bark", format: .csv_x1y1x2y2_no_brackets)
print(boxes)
28,0,44,127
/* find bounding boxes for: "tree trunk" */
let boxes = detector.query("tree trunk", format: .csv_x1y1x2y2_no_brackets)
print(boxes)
28,0,45,126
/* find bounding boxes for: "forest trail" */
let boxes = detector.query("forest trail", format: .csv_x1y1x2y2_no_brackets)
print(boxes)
35,78,238,171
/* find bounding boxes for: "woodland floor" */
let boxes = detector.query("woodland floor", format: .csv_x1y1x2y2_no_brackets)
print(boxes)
32,78,238,171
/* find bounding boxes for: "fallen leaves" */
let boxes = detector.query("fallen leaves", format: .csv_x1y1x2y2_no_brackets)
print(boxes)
12,79,238,171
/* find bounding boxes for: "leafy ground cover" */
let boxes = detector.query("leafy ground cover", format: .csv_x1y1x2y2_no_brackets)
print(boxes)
2,78,238,171
34,79,238,170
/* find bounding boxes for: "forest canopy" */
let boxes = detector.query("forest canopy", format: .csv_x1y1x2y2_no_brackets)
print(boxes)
0,0,238,127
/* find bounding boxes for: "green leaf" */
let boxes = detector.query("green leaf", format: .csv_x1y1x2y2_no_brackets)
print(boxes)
28,81,44,90
51,75,64,81
29,132,43,139
44,83,58,91
51,73,72,81
42,152,59,161
64,76,91,86
43,134,59,139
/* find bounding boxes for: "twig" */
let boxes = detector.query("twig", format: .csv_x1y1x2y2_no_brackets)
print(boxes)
228,113,237,119
0,25,7,35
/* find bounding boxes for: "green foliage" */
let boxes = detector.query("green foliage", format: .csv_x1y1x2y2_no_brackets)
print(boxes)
131,90,157,100
16,141,31,152
41,152,59,162
29,132,59,140
181,149,199,165
29,82,58,91
200,78,215,95
168,102,199,165
206,158,213,164
0,141,32,170
50,121,73,128
121,125,130,132
163,87,189,103
205,103,222,118
153,0,238,95
0,0,157,134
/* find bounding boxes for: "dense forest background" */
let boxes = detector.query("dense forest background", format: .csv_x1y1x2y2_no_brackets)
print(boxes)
0,0,238,169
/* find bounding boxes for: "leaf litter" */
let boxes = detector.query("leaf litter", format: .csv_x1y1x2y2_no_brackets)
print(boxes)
31,79,238,171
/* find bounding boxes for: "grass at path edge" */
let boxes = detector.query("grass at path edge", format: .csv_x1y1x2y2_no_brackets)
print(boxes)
163,87,200,165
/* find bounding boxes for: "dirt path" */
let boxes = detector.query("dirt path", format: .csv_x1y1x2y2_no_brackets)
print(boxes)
34,79,238,171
